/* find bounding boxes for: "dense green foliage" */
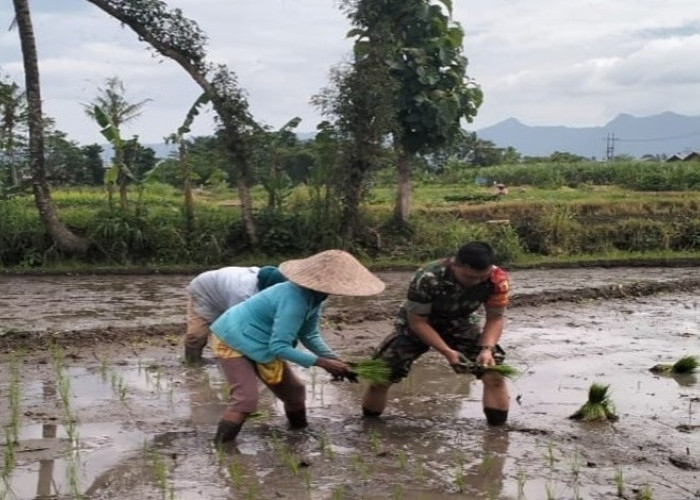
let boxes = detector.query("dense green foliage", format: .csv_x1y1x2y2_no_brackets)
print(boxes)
2,166,700,268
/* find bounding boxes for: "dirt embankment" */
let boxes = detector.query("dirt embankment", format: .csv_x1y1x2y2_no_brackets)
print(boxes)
3,274,699,353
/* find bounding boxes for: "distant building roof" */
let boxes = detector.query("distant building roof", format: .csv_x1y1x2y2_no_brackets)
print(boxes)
667,151,700,162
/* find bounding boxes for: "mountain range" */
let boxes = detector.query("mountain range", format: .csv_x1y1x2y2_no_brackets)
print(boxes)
103,112,700,163
472,112,700,159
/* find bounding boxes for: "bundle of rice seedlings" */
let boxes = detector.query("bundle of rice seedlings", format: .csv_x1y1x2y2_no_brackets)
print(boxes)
483,364,520,379
350,359,392,385
649,355,698,374
568,383,618,422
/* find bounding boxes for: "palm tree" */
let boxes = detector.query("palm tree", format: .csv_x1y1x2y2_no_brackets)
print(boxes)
11,0,88,255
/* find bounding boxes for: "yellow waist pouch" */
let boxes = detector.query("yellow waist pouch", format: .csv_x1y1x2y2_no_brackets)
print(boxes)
211,335,284,385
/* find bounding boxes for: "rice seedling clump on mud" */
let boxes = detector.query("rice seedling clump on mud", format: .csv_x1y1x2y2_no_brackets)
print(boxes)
569,383,619,422
649,354,698,374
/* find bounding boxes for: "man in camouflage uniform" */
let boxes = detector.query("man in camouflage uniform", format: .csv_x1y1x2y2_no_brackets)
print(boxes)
362,241,511,426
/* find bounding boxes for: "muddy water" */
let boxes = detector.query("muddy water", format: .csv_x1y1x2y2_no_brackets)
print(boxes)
0,268,699,499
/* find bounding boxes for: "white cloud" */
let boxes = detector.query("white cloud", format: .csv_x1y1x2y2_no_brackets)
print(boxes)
1,0,699,144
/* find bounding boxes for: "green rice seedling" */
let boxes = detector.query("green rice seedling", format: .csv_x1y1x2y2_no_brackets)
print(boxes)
350,453,369,479
227,460,244,490
214,442,226,467
99,356,109,381
247,410,268,422
65,418,80,448
7,355,21,444
572,483,583,500
545,482,555,500
454,466,467,493
331,485,345,500
544,441,558,468
66,455,83,499
569,383,618,422
638,483,653,500
301,468,312,490
2,427,16,478
245,482,259,500
351,359,392,385
516,468,527,499
614,468,624,497
415,459,426,481
150,451,168,492
268,429,282,452
483,363,520,379
281,446,299,476
396,449,407,469
480,453,495,474
569,451,581,480
649,355,698,374
369,428,381,454
58,374,72,410
319,430,334,460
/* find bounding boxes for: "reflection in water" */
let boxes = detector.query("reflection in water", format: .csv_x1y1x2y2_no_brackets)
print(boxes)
36,423,56,499
672,373,698,387
37,380,58,499
461,428,509,499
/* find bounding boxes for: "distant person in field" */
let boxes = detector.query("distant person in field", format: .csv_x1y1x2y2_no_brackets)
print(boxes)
361,241,512,426
492,181,508,196
184,266,287,365
208,250,385,445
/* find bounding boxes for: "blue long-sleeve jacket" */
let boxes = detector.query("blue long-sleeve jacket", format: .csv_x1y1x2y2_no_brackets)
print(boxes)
210,282,336,367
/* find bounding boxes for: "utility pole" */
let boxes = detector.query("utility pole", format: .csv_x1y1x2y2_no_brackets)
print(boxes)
605,133,619,161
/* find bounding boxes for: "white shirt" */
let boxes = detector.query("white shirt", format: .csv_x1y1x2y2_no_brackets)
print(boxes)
186,266,260,322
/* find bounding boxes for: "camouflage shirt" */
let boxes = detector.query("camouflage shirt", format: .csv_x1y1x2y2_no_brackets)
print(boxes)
396,259,510,335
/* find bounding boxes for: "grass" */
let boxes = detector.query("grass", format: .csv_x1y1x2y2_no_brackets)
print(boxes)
569,383,619,422
649,355,698,374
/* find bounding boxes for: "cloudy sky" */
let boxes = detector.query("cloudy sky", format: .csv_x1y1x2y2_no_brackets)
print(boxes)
1,0,699,145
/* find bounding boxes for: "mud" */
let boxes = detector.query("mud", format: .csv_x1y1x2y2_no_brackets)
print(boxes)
0,268,699,499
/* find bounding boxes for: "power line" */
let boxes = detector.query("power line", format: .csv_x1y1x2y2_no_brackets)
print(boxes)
615,131,700,143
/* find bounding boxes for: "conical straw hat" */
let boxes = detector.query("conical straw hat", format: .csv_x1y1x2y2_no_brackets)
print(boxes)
279,249,385,296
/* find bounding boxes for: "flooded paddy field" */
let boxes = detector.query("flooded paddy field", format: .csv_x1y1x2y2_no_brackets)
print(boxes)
0,268,698,499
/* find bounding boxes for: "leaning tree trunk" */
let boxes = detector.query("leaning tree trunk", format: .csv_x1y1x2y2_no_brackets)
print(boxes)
85,0,258,247
12,0,89,255
393,146,412,224
179,140,194,235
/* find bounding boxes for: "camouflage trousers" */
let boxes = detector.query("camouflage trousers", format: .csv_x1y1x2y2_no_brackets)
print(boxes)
373,323,506,383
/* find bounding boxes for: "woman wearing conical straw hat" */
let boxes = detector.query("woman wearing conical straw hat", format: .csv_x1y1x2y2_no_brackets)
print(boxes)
209,249,385,445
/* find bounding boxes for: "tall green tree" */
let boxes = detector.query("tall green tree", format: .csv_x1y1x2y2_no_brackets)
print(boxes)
86,0,260,246
0,77,27,187
346,0,483,224
11,0,88,255
313,58,396,242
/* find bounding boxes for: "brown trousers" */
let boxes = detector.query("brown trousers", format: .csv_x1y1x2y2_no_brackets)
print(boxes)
185,298,211,350
217,357,306,414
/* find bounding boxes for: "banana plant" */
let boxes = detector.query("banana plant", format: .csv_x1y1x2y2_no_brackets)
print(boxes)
93,104,132,210
165,92,211,233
